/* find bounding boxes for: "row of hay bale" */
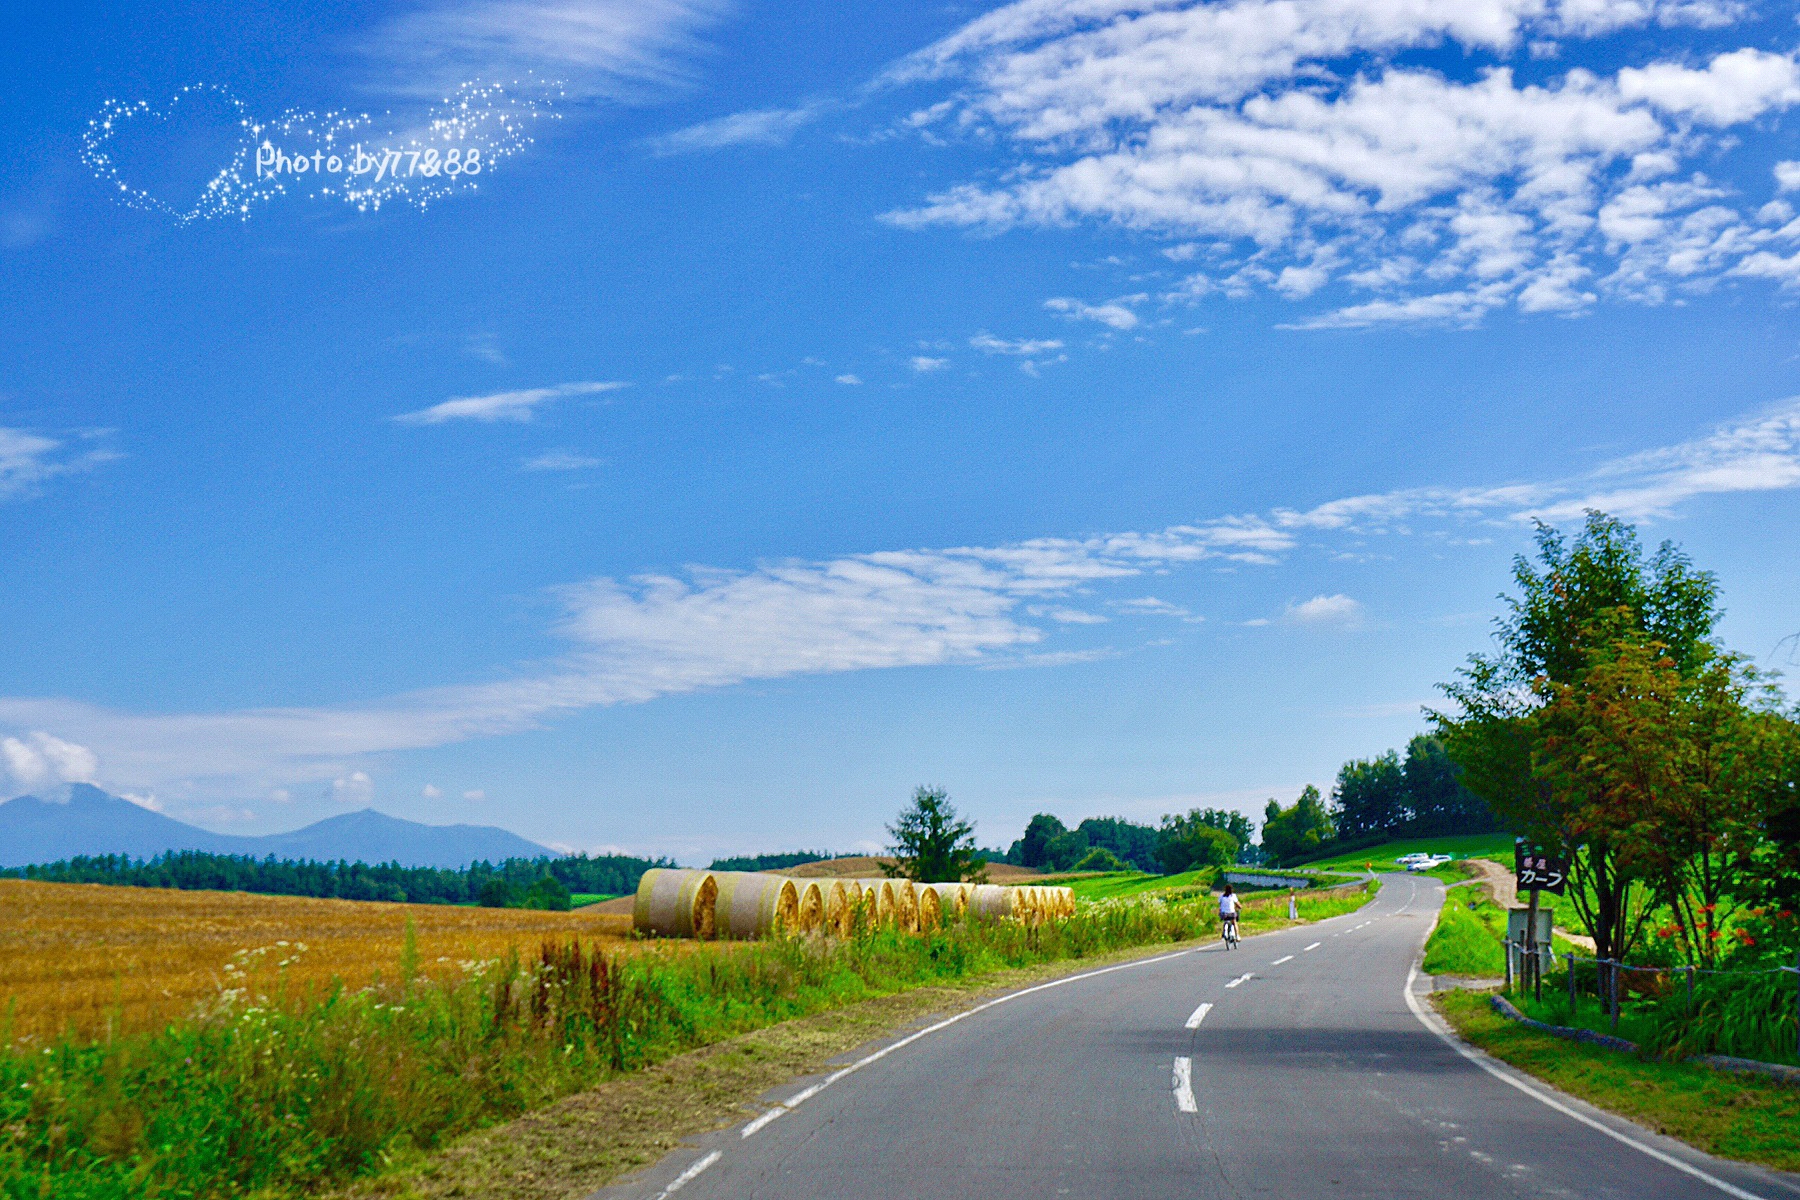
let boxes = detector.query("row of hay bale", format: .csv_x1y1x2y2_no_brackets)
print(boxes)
632,868,1076,939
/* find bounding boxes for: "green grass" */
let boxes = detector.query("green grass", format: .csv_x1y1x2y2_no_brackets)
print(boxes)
0,882,1375,1200
1436,989,1800,1172
1025,867,1219,902
1423,883,1577,976
569,894,620,908
1301,832,1516,873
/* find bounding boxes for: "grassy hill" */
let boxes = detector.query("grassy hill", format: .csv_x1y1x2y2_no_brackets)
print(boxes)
1301,832,1514,872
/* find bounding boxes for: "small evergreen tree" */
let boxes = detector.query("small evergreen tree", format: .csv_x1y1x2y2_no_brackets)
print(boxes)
886,786,986,883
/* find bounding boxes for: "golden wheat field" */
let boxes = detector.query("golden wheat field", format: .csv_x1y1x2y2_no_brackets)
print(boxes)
0,879,637,1042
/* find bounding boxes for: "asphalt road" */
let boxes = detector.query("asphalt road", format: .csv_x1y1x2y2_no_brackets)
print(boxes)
597,874,1800,1200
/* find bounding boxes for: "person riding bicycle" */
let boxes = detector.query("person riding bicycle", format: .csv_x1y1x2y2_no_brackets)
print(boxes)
1218,884,1240,946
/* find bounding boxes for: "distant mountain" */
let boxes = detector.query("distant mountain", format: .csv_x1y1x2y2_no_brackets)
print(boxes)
0,783,552,869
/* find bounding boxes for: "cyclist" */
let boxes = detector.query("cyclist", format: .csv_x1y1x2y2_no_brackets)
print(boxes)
1218,883,1240,947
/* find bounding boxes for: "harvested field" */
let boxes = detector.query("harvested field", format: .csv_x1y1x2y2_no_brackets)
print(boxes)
0,878,634,1042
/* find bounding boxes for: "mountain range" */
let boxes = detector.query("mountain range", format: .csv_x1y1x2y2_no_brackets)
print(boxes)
0,784,552,869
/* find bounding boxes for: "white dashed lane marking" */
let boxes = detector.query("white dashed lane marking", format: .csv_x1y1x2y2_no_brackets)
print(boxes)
1225,973,1254,988
1185,1002,1213,1030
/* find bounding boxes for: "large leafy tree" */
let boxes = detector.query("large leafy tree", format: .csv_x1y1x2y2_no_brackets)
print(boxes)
1533,633,1795,967
1331,751,1408,837
1434,511,1721,967
887,786,987,883
1261,785,1333,866
1156,810,1242,873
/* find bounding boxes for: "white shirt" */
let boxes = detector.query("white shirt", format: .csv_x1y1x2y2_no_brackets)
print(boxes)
1218,893,1239,917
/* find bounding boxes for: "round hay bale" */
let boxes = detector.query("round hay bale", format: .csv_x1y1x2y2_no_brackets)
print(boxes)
967,883,1019,921
633,868,719,938
894,880,921,932
852,879,898,925
823,880,854,936
795,880,827,933
923,881,969,918
916,885,943,931
714,872,799,939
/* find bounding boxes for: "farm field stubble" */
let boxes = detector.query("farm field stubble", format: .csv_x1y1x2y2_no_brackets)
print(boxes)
0,878,635,1041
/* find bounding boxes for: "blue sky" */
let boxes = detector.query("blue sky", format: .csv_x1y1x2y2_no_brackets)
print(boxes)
3,0,1799,863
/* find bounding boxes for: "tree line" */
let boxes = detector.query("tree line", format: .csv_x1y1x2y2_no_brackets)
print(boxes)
0,848,674,910
1257,734,1501,866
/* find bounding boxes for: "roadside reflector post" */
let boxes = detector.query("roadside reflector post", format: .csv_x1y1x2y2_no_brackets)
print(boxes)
1504,937,1513,993
1288,890,1297,921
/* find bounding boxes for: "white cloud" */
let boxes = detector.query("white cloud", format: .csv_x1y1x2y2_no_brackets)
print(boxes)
332,770,374,805
1045,297,1139,329
1,731,99,792
909,355,950,372
525,449,603,470
649,101,830,152
8,397,1800,800
970,332,1065,355
120,791,164,812
1777,162,1800,193
879,0,1800,326
835,374,863,385
1283,594,1364,626
422,784,442,798
463,333,508,365
361,0,733,102
0,427,119,500
463,789,486,801
394,381,627,425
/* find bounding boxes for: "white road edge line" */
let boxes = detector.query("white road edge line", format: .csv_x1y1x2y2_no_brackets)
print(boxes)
1303,942,1321,952
1185,1001,1213,1030
1402,942,1768,1198
1271,955,1294,966
653,1149,721,1199
1173,1056,1197,1113
740,945,1198,1138
1225,972,1253,988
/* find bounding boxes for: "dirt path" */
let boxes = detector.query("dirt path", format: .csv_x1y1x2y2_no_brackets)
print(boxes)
1464,859,1596,951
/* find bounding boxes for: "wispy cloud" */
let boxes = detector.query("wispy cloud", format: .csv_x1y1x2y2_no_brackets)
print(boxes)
8,397,1800,799
970,333,1063,356
393,381,627,425
909,355,950,372
1045,297,1139,330
524,449,603,470
647,100,832,153
360,0,735,102
0,426,119,500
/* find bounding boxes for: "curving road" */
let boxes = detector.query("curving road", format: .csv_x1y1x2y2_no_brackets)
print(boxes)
596,874,1800,1200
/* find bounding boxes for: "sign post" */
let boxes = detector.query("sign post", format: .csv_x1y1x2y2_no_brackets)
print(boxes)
1514,841,1568,1001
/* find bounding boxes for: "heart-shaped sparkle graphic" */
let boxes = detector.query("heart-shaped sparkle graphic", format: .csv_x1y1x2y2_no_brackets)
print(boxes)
83,81,558,224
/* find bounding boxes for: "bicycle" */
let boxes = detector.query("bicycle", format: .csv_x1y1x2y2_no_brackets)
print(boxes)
1221,917,1239,948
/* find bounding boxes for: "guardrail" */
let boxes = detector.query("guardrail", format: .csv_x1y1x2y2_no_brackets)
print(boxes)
1501,937,1800,1035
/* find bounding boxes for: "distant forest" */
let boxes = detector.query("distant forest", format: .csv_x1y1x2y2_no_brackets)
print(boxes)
1,849,674,909
706,851,835,872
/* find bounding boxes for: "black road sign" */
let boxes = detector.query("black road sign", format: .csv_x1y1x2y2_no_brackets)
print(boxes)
1514,843,1568,895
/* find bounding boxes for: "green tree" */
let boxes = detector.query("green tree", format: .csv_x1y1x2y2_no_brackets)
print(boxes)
1434,511,1722,968
523,874,573,911
1331,751,1407,837
477,878,517,908
1017,813,1067,869
1402,734,1496,833
887,786,986,883
1533,636,1794,967
1073,847,1126,872
1157,809,1247,873
1260,785,1333,866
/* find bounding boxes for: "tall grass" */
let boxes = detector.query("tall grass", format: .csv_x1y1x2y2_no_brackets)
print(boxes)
0,882,1372,1199
1423,890,1508,975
